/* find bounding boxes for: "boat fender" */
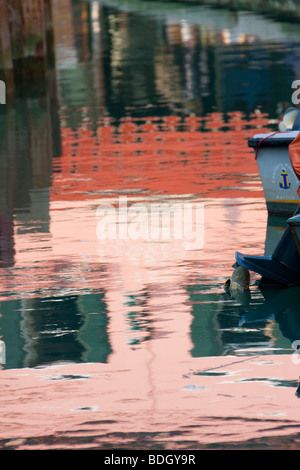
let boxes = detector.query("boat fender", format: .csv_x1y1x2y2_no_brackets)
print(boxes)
224,266,250,292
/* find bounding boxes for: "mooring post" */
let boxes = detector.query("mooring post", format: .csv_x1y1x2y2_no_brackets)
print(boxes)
6,0,24,82
20,0,48,79
0,0,14,97
44,0,55,68
6,0,53,83
0,0,13,71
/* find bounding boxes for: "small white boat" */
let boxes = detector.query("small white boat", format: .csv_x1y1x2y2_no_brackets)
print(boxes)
248,130,300,215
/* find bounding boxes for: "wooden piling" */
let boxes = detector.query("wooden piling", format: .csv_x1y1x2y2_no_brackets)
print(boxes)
0,0,13,71
0,0,55,97
44,0,55,68
0,0,14,96
8,0,47,81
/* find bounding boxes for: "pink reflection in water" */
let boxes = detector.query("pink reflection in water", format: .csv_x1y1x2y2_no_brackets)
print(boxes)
0,354,300,449
0,197,267,299
0,102,280,449
0,110,271,299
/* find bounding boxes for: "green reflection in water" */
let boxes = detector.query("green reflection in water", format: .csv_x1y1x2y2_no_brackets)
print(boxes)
0,292,112,369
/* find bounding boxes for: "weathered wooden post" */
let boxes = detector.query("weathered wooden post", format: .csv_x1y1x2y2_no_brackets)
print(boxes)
0,0,14,97
6,0,24,82
6,0,54,85
44,0,55,68
0,0,13,71
21,0,47,78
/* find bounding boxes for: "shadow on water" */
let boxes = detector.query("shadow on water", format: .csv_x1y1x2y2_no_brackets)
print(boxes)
188,213,299,359
188,281,296,359
240,286,300,346
234,213,300,356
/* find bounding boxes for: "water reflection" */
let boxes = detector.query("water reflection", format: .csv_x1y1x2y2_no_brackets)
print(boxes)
0,243,296,371
2,0,300,449
0,82,60,268
0,292,111,369
188,213,299,359
54,0,300,120
188,281,293,359
240,286,300,346
2,0,300,368
52,111,268,201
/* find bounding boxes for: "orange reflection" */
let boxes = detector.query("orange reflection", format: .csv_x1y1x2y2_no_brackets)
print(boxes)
0,111,270,300
51,112,269,202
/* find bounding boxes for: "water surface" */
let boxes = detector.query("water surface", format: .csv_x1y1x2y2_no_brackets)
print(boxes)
1,0,300,449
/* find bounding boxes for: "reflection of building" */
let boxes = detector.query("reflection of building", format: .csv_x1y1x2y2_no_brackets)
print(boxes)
51,110,268,203
1,0,297,369
0,292,112,369
0,94,59,267
188,285,276,358
52,0,300,123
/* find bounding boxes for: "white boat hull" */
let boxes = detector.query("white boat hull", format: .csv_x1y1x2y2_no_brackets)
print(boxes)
249,131,300,215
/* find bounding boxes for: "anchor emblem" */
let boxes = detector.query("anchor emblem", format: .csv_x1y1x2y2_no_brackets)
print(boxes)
278,169,291,189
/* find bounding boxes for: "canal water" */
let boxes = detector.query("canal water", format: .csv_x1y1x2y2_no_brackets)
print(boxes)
1,0,300,450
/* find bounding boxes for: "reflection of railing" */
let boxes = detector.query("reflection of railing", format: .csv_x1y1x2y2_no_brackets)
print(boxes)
52,111,270,201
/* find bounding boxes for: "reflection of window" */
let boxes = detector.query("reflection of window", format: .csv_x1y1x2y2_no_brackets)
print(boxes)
0,293,112,369
124,291,153,347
